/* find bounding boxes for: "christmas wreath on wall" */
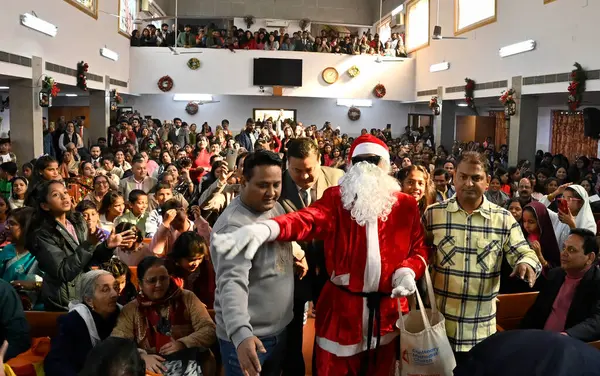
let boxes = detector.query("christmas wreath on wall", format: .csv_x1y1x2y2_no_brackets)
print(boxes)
77,61,89,91
429,96,440,115
187,58,201,70
348,107,361,121
568,62,586,111
185,101,199,115
464,78,477,113
373,84,386,98
39,76,60,108
158,75,174,92
348,65,360,78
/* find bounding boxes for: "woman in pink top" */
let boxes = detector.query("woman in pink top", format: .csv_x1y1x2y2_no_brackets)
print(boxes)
190,136,212,183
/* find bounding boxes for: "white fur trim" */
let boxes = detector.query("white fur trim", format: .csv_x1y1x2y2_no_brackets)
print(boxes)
316,331,398,357
263,220,280,242
352,142,389,160
363,220,381,293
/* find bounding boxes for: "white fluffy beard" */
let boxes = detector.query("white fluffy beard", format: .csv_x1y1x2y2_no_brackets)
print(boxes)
339,161,401,226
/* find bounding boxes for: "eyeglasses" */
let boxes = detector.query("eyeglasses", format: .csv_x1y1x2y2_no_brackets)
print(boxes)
563,197,582,202
352,155,381,166
143,275,169,285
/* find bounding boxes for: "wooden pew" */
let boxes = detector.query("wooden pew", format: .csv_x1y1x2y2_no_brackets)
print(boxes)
129,266,139,289
496,292,539,330
25,311,66,339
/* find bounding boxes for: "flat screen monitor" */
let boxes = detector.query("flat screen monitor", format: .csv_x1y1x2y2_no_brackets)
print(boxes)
253,58,303,87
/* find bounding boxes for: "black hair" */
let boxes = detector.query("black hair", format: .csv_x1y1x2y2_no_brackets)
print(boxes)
32,180,64,215
137,256,166,281
11,176,28,200
173,117,182,122
221,119,229,126
102,257,130,279
0,138,10,145
154,182,172,194
99,191,124,215
79,337,145,376
1,162,17,176
92,174,110,187
433,168,449,180
101,154,115,164
128,189,147,204
22,162,33,174
76,199,98,213
242,150,282,181
169,231,209,260
8,207,34,247
569,228,599,256
160,198,183,219
286,138,320,160
32,155,58,182
456,152,490,175
236,152,249,169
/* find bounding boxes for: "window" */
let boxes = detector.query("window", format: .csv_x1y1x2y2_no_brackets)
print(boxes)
378,19,392,47
406,0,430,53
454,0,496,35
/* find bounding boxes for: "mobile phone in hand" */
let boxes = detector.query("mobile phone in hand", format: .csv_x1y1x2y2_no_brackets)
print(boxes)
558,198,569,213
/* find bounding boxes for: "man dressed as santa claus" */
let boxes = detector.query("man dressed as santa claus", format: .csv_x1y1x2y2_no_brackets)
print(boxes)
213,134,429,376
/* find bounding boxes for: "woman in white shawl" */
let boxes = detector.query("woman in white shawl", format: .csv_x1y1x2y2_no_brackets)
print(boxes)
540,183,597,250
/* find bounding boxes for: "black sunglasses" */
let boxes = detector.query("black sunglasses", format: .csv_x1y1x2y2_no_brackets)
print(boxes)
352,155,381,166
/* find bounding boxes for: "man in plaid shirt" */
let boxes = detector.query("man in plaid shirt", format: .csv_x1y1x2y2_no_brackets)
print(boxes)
423,151,541,365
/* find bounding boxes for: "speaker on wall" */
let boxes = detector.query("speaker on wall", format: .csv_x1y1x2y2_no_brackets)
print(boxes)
583,107,600,139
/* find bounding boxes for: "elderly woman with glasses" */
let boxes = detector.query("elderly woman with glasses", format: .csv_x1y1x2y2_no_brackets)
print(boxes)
111,256,216,376
45,270,121,376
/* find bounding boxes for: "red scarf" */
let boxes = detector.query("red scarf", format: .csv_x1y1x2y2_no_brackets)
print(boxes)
136,279,187,350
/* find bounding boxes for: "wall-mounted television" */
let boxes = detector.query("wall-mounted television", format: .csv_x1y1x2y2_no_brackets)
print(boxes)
253,58,303,87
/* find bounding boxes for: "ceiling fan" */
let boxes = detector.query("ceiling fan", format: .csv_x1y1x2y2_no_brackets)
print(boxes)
432,0,466,40
99,10,173,25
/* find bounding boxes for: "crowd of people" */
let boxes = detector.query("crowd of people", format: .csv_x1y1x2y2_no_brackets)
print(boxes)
0,110,600,376
130,22,408,57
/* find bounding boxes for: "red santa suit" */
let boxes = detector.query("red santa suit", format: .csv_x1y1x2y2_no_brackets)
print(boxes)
267,136,429,376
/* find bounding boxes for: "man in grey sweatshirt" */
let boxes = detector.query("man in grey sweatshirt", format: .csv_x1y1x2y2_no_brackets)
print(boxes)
211,150,293,376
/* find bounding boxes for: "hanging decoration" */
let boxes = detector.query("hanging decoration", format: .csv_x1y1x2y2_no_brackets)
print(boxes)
39,76,60,108
429,96,440,116
158,75,174,92
464,78,477,113
187,58,201,70
185,101,199,115
243,15,255,29
300,18,310,31
373,84,386,98
568,62,586,112
499,88,517,117
109,89,123,111
347,65,360,78
348,107,361,121
76,61,89,91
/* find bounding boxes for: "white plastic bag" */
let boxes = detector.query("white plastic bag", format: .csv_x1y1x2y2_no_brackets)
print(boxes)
396,256,456,376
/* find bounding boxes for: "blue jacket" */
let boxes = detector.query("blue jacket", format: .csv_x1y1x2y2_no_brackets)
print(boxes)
238,130,256,152
43,132,55,157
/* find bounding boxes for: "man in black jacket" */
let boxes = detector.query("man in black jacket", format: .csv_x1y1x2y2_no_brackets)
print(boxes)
521,228,600,342
0,279,30,361
279,138,343,376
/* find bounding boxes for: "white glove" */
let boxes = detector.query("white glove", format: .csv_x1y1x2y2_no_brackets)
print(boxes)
391,268,416,298
212,220,280,260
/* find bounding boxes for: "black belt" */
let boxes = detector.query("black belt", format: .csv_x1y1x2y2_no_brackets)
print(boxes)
328,280,390,376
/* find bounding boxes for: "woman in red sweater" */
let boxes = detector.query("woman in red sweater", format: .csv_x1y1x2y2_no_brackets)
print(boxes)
190,136,212,183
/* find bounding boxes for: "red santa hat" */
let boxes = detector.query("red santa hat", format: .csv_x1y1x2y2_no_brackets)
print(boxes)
349,134,390,162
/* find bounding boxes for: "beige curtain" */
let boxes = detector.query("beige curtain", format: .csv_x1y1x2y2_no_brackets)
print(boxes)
489,111,507,149
551,111,598,161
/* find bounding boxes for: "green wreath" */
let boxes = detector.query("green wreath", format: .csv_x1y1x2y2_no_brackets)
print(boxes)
187,58,201,70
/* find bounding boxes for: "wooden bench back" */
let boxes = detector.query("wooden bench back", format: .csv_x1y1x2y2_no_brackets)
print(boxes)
25,311,66,339
496,292,538,330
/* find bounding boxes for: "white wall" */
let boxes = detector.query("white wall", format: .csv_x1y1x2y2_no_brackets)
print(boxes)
129,48,415,101
0,107,48,135
233,18,308,33
119,94,410,137
413,0,600,97
0,0,130,91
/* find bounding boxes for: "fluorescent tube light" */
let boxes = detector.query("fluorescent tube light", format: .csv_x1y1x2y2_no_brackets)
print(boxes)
20,13,57,37
65,94,78,97
392,4,404,16
430,62,450,72
0,86,8,90
457,103,469,107
336,99,373,107
100,47,119,61
499,40,536,58
173,94,213,102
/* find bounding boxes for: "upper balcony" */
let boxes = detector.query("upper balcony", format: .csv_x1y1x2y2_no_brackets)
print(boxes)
129,47,416,101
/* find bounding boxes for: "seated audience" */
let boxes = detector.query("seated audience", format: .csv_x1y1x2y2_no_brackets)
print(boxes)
111,256,217,376
521,228,600,342
79,337,146,376
99,191,126,232
84,174,113,209
24,155,60,207
29,181,135,311
166,231,216,309
432,168,455,202
485,175,510,207
102,257,138,305
115,190,149,237
45,270,121,376
7,177,26,210
119,157,157,200
145,183,174,237
0,278,30,361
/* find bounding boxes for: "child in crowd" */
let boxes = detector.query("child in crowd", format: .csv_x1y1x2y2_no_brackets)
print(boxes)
521,202,561,273
75,200,110,240
101,256,138,305
21,163,33,180
144,183,173,237
0,162,17,200
0,138,17,164
115,190,149,237
98,192,125,232
8,177,27,210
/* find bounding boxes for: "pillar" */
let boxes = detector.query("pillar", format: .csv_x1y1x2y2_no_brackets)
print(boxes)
88,75,110,147
507,76,538,166
9,56,44,163
440,100,457,151
432,86,443,148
